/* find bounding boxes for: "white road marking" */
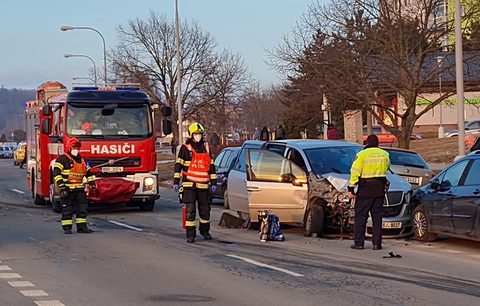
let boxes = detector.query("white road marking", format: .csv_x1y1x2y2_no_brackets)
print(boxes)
8,281,35,287
0,265,12,271
226,254,304,277
10,189,25,194
440,249,466,254
0,273,22,279
469,254,480,259
109,220,143,232
20,290,49,297
35,301,65,306
157,160,175,164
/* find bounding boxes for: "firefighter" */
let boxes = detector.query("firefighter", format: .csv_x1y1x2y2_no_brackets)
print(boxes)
173,123,217,243
348,134,390,251
53,138,96,234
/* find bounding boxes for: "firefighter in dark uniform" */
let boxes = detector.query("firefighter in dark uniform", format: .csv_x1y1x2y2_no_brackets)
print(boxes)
173,123,217,243
53,138,96,234
348,134,390,250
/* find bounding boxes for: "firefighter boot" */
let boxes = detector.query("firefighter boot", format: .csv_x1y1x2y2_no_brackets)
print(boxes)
64,229,72,235
77,224,93,234
186,226,196,243
199,222,212,240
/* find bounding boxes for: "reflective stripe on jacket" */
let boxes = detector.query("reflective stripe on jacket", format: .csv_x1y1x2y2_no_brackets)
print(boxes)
53,153,94,190
173,141,217,190
349,147,390,186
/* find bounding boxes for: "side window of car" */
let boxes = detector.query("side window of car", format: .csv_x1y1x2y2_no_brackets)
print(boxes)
440,160,469,187
266,145,286,156
214,151,226,168
373,128,383,134
468,122,480,130
235,144,263,172
219,151,232,168
463,160,480,186
288,148,308,174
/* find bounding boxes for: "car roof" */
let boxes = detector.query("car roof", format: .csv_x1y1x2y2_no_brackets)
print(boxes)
380,146,418,154
265,139,363,150
220,146,241,152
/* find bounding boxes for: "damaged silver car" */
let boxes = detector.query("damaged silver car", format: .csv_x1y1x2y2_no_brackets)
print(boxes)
227,140,413,238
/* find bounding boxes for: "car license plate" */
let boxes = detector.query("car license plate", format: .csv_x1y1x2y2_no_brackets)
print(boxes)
367,221,402,229
101,166,124,173
402,176,419,184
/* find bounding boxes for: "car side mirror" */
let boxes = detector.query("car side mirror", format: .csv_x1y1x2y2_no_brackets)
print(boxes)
41,118,51,135
430,181,440,191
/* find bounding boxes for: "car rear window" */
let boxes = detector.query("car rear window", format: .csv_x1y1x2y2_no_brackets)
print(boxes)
387,150,428,169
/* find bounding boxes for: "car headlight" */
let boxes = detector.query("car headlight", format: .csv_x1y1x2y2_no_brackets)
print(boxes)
403,191,412,204
144,177,155,186
144,177,155,191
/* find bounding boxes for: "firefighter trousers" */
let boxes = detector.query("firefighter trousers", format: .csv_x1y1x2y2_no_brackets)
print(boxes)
354,196,384,247
183,189,211,238
61,190,88,231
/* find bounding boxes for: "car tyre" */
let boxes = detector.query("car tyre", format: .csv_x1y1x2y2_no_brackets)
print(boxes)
304,205,325,237
413,205,437,242
139,200,155,211
223,187,229,209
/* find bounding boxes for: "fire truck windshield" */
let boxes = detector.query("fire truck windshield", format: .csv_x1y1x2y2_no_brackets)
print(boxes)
66,103,152,139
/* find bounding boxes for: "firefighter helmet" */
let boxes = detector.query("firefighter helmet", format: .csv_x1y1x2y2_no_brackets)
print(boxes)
66,138,81,151
188,123,205,137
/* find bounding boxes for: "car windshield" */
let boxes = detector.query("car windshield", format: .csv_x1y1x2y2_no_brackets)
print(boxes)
66,103,152,139
387,150,428,168
304,146,361,175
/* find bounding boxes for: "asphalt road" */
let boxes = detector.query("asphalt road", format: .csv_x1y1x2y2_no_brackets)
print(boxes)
1,159,480,306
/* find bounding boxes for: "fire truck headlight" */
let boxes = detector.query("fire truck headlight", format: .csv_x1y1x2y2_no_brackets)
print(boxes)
144,177,155,191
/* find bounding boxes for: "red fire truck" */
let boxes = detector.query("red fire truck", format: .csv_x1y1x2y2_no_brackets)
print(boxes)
25,81,172,213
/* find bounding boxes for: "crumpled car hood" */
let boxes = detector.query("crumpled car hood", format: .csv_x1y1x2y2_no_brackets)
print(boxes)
323,172,412,192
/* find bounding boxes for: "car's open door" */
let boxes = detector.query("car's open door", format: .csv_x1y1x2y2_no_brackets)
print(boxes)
245,149,308,224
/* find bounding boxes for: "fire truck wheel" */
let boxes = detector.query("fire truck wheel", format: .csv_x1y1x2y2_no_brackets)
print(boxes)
139,200,156,211
32,173,46,205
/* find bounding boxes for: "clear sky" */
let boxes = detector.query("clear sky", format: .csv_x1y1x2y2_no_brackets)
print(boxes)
0,0,314,90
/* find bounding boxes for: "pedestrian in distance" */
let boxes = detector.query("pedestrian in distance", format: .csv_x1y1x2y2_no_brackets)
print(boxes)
259,126,270,141
464,133,480,152
173,123,217,243
210,132,221,156
53,138,96,234
327,124,339,140
171,138,177,156
348,134,390,251
275,124,287,140
253,127,260,140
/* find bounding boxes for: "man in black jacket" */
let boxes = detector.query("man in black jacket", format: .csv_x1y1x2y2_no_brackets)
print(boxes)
53,138,95,234
465,134,480,152
173,123,217,243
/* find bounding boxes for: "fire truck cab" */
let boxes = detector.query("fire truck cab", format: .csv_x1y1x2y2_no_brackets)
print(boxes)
25,81,172,213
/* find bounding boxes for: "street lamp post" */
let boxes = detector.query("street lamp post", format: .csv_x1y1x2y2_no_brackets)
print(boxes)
60,26,107,86
436,56,444,138
454,0,466,158
64,54,98,86
175,0,183,144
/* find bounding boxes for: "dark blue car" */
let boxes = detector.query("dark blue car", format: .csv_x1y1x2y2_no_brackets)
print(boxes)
411,151,480,242
212,147,241,208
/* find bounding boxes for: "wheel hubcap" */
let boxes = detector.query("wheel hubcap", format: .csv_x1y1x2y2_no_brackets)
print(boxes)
413,211,427,237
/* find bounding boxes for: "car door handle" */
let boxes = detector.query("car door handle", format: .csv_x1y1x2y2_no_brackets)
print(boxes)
474,189,480,195
247,186,261,192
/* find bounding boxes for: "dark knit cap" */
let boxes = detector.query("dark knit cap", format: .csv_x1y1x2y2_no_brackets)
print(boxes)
365,134,379,148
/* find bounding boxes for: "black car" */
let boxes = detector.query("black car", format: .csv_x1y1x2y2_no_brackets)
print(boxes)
411,151,480,242
212,147,241,208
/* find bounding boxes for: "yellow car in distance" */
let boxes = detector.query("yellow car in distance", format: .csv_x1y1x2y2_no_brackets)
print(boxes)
14,144,26,166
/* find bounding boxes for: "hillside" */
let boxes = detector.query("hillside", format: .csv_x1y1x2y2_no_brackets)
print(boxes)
0,86,35,137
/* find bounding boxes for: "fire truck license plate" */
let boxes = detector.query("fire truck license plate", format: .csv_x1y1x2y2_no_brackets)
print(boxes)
102,167,124,173
367,221,402,229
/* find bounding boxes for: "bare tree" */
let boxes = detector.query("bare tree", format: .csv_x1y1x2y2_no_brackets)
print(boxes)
270,0,480,148
110,10,221,141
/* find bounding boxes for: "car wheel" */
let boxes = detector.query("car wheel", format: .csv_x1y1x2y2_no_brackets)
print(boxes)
304,205,325,237
139,200,155,211
223,187,229,209
413,205,437,242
